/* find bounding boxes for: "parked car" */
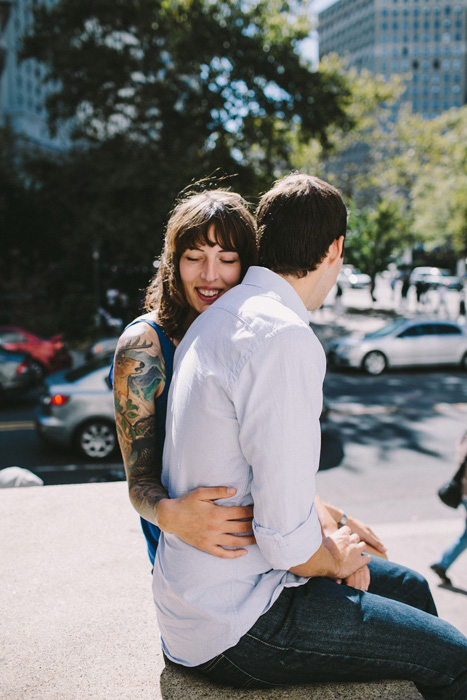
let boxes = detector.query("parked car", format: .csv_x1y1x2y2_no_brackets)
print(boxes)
409,267,463,291
35,356,117,460
0,326,72,380
36,356,330,459
0,347,35,395
85,336,119,361
337,265,371,289
328,318,467,375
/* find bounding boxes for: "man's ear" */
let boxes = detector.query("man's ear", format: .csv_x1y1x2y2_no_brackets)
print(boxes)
327,236,345,265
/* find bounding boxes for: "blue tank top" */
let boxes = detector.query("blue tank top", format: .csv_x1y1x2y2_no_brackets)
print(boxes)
111,318,175,565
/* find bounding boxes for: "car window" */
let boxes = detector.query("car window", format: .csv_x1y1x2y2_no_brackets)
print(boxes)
398,325,426,338
429,324,461,335
365,320,407,339
66,356,112,382
0,331,26,343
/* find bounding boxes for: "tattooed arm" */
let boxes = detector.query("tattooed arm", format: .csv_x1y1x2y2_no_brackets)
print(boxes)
113,321,255,558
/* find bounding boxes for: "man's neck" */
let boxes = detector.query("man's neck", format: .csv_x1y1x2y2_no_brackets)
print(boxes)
277,271,320,312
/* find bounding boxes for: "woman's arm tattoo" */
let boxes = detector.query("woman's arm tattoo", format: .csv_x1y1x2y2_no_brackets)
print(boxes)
113,330,169,521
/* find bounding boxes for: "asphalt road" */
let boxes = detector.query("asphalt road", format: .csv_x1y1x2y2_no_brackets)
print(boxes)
1,364,466,495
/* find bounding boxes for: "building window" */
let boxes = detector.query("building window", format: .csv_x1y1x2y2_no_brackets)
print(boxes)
412,100,419,110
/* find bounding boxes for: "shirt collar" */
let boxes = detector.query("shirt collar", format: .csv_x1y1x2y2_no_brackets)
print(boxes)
241,266,310,325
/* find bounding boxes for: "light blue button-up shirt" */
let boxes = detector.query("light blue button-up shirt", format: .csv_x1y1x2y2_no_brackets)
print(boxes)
153,267,326,666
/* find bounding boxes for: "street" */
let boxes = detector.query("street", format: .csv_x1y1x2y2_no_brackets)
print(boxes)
1,361,466,499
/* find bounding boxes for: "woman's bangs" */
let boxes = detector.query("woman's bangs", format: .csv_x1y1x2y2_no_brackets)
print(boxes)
178,216,242,254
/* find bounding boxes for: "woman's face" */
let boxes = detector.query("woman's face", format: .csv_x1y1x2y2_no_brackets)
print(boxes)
179,225,242,315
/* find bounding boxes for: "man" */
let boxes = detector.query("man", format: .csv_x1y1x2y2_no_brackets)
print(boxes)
154,174,467,699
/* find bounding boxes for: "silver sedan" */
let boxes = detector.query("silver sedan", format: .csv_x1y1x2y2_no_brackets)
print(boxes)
328,319,467,375
35,357,117,459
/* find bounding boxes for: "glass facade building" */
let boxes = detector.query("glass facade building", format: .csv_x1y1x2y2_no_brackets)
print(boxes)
318,0,467,119
0,0,68,151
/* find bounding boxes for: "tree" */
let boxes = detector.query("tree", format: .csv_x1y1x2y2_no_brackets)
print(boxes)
22,0,353,197
17,0,358,300
291,55,405,202
346,199,410,300
382,106,467,259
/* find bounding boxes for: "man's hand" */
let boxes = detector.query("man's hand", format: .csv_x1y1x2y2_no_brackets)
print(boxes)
323,526,371,580
157,487,255,558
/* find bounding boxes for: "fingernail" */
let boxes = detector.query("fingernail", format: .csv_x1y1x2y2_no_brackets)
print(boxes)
227,488,236,495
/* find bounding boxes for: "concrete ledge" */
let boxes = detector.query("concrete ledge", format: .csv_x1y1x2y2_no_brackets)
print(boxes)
1,483,421,699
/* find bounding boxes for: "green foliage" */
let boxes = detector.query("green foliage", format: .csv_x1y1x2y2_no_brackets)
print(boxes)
382,106,467,256
291,55,405,199
346,199,409,285
15,0,357,330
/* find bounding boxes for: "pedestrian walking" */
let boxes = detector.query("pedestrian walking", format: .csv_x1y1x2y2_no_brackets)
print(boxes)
431,430,467,586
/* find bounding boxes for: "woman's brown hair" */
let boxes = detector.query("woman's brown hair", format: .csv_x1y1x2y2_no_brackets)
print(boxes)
145,189,258,339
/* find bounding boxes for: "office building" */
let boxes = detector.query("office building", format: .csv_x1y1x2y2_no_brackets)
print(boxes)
0,0,68,151
318,0,467,119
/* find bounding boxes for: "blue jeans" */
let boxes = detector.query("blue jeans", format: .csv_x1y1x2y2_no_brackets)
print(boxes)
437,501,467,572
196,558,467,699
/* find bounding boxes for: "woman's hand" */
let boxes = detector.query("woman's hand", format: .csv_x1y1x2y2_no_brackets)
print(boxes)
344,564,371,592
345,515,387,559
157,487,255,558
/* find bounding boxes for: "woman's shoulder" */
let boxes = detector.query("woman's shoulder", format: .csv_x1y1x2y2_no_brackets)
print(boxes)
116,313,163,354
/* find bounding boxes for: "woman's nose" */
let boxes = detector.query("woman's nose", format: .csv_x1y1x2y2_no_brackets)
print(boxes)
201,259,219,282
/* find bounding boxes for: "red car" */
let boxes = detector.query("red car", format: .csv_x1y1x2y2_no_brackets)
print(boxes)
0,326,72,380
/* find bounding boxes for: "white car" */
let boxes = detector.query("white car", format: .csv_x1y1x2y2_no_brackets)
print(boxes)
409,267,462,291
337,265,371,289
328,319,467,375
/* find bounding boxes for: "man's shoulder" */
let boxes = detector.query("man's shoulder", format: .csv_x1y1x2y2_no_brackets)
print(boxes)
216,284,309,337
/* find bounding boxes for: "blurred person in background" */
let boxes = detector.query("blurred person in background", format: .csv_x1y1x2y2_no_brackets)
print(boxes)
431,430,467,586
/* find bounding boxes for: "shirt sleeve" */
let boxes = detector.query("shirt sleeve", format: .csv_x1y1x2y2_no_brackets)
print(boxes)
232,327,325,570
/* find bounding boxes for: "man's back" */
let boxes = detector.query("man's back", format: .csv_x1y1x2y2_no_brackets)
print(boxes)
155,267,325,666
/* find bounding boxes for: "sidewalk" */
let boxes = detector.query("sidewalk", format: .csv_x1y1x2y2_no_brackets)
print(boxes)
2,482,466,699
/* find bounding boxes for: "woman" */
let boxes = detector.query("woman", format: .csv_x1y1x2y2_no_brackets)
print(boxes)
113,189,258,564
113,187,386,571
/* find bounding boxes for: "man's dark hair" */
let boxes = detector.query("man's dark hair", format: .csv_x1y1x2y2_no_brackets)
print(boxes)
257,173,347,278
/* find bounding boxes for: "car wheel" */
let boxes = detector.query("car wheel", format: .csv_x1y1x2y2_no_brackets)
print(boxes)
75,420,117,460
461,352,467,371
362,351,387,376
29,360,46,382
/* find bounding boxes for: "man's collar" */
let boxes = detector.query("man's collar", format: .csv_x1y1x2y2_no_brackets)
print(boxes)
242,266,309,324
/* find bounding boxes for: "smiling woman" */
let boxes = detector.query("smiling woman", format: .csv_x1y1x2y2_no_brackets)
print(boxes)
179,230,242,315
113,188,258,566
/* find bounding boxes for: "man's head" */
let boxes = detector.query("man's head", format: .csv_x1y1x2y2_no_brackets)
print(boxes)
256,173,347,279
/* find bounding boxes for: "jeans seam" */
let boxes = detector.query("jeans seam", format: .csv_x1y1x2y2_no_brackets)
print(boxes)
198,655,223,673
244,633,455,683
221,653,284,687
